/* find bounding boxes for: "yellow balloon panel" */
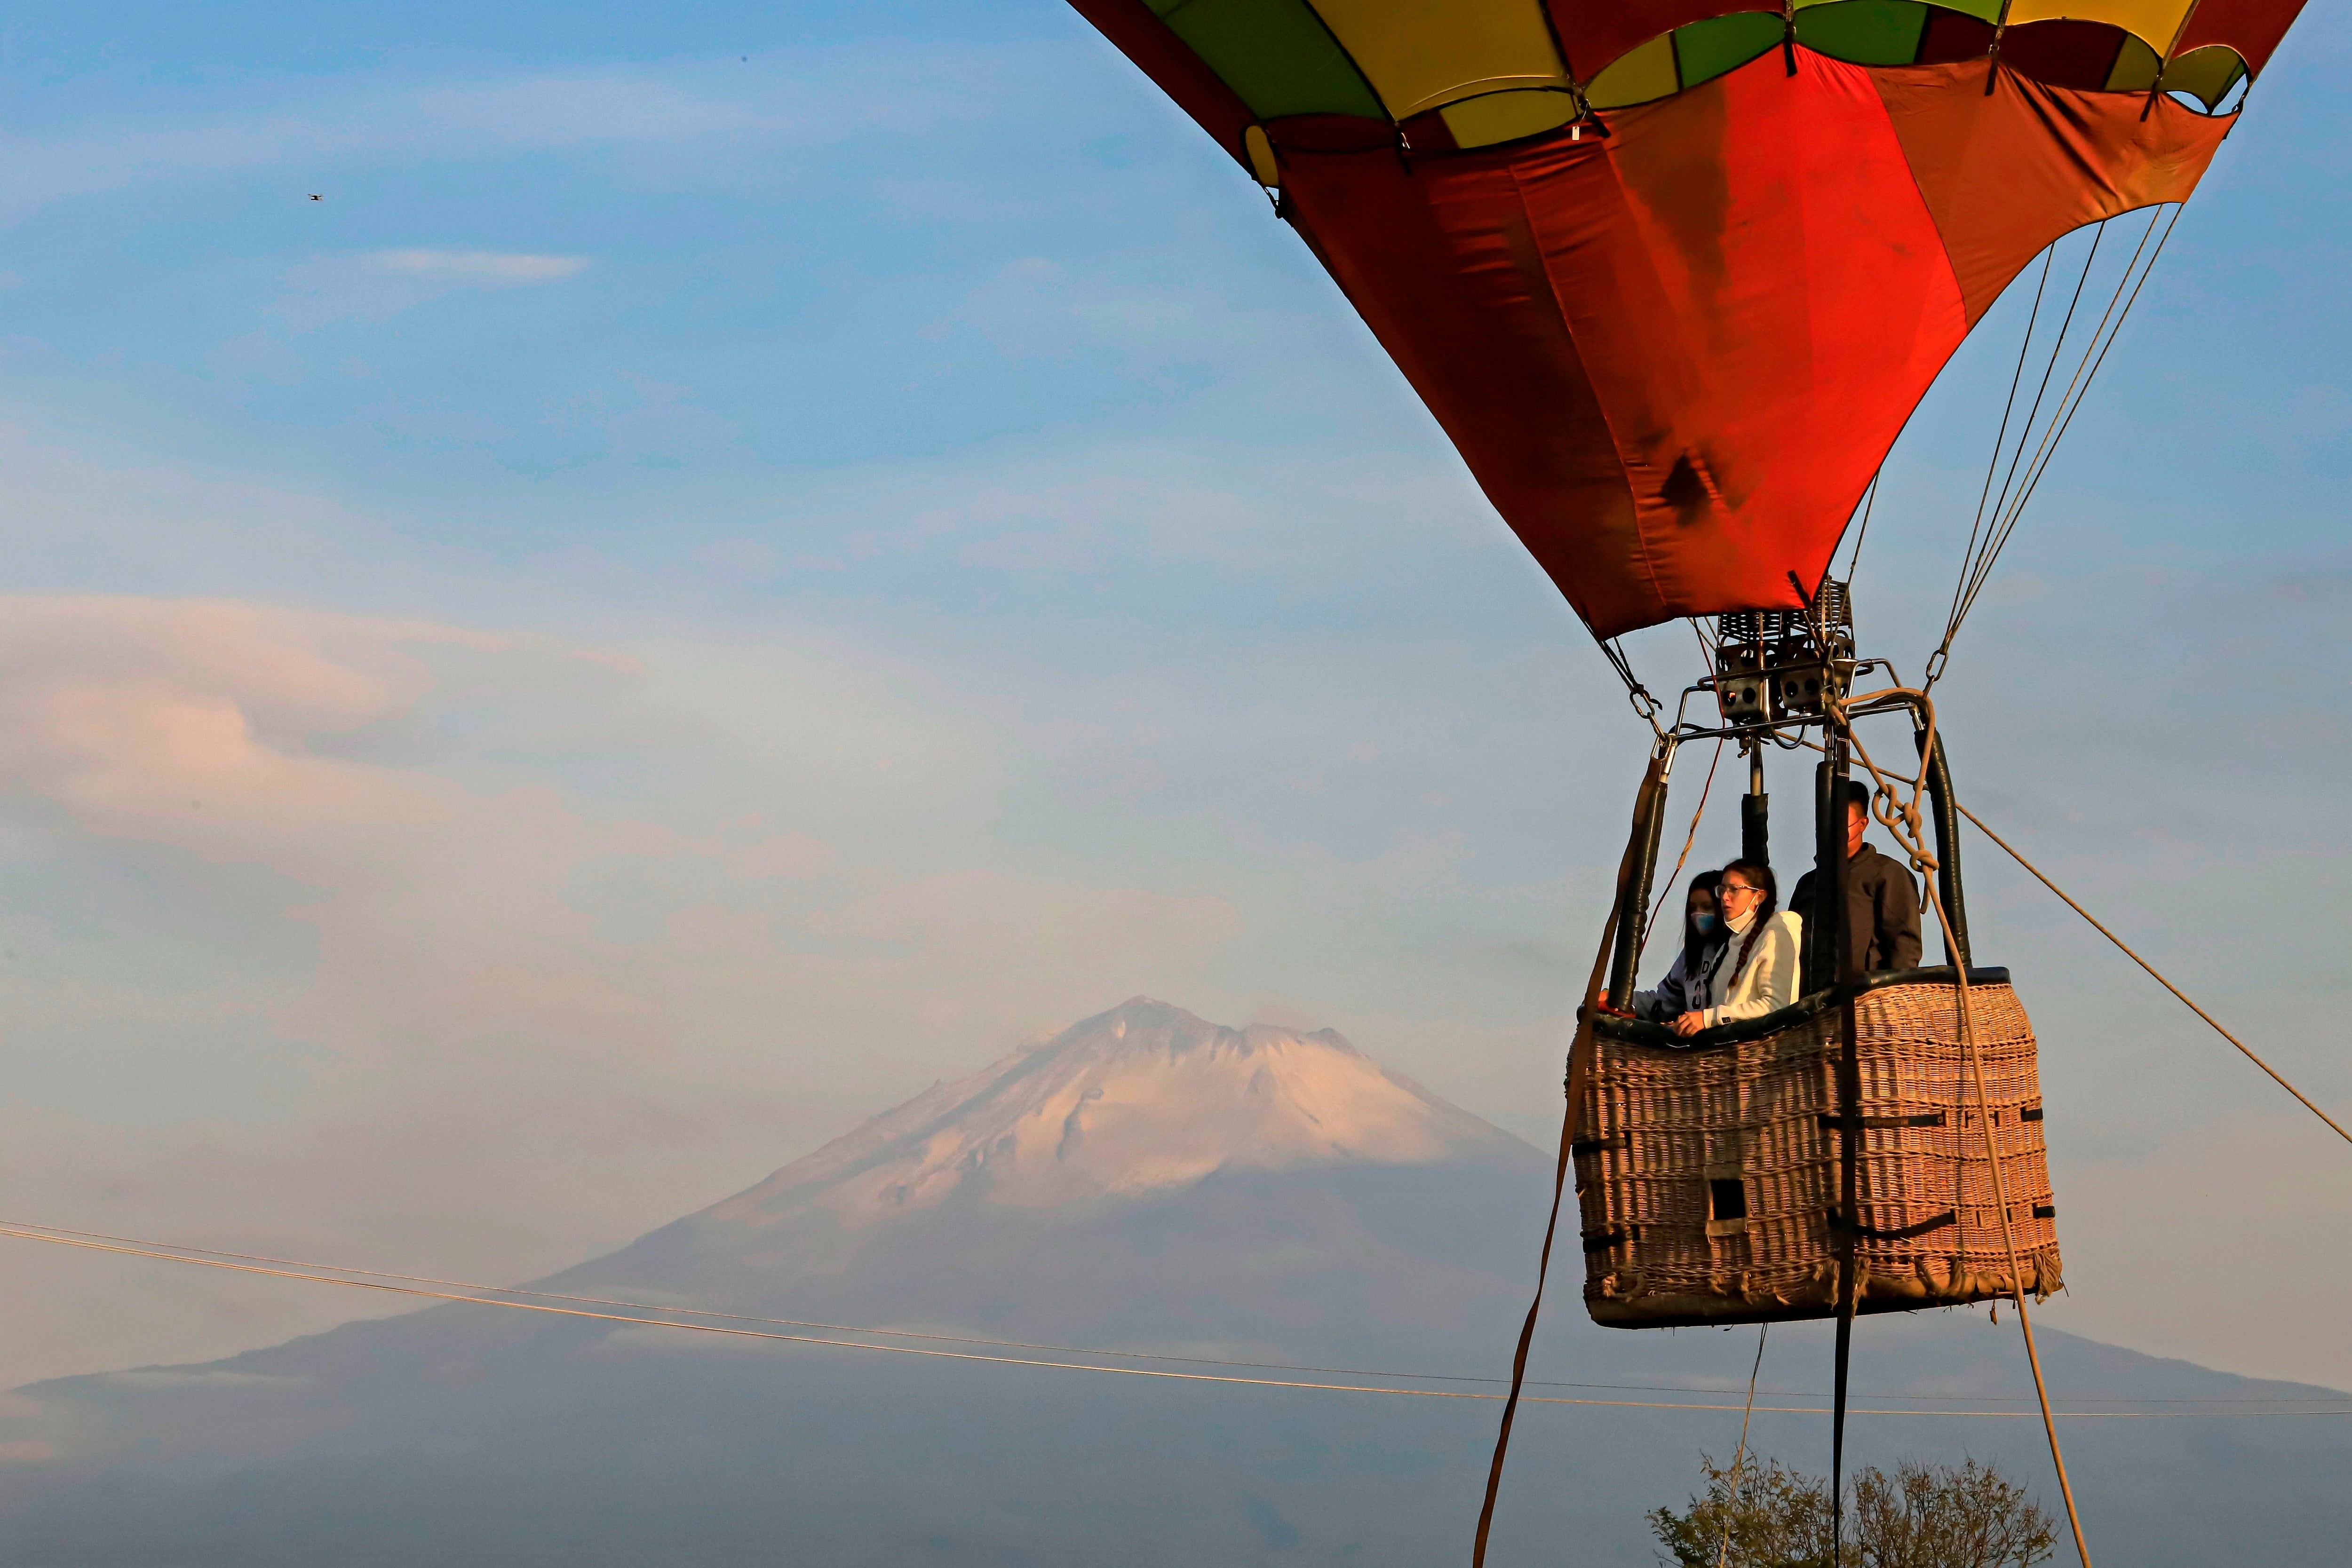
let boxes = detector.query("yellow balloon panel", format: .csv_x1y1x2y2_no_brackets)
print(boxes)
1438,87,1582,146
2163,44,2247,108
1998,0,2192,51
2104,33,2161,89
1306,0,1569,117
1585,32,1678,108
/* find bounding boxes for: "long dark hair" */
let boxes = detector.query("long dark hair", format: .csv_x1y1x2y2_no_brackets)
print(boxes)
1719,858,1779,981
1680,871,1724,980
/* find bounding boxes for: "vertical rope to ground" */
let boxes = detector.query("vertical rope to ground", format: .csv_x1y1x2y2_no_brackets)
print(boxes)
1714,1324,1770,1568
1471,755,1663,1567
1925,879,2094,1568
1838,702,2092,1567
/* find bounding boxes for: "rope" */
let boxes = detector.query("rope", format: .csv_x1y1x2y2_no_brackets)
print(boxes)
1831,1008,1859,1565
1473,756,1658,1567
1953,806,2352,1148
1836,704,2091,1567
0,1219,1632,1386
1941,896,2094,1568
1714,1324,1770,1568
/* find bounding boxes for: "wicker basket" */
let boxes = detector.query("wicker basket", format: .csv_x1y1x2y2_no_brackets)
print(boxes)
1576,969,2061,1329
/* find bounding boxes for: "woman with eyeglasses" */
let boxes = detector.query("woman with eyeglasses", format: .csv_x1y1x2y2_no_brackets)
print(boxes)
1635,871,1726,1024
1667,859,1802,1039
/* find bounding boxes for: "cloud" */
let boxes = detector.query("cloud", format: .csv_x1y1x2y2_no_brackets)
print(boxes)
0,594,1244,1389
364,250,588,285
270,251,588,330
0,48,1018,224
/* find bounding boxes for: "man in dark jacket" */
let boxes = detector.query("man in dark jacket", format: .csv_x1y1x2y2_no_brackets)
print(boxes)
1791,781,1923,976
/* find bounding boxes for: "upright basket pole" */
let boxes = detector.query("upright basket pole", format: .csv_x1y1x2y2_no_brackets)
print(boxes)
1605,744,1676,1012
1916,727,1971,966
1823,723,1859,1562
1740,740,1770,869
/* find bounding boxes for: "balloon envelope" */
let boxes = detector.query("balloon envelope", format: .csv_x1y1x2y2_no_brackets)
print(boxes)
1071,0,2298,636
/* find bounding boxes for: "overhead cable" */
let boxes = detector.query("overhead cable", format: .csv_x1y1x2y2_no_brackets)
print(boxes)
4,1221,2330,1406
5,1223,2341,1419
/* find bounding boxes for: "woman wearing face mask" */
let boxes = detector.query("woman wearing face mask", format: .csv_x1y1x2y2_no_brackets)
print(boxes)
1635,871,1726,1024
1669,858,1803,1038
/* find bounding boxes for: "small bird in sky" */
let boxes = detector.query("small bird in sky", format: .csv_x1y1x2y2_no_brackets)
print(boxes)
308,193,323,201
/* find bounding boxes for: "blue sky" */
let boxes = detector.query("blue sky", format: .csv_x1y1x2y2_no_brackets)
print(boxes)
0,0,2348,1397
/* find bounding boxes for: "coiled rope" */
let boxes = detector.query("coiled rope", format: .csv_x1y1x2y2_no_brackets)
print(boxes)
1788,733,2347,1152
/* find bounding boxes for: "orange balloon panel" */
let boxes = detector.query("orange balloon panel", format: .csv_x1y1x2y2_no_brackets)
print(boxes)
1071,0,2243,635
1295,56,2223,634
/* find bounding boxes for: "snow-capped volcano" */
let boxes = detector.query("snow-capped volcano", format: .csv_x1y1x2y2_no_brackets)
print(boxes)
708,998,1527,1231
0,998,2333,1568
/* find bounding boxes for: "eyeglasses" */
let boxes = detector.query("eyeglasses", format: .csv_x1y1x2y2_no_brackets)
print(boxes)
1719,882,1760,897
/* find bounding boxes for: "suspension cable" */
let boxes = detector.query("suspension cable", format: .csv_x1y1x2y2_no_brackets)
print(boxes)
1949,214,2159,638
1972,228,2108,594
1843,469,1882,585
1928,204,2181,690
1951,205,2185,638
1940,233,2094,672
1599,635,1666,736
1951,245,2060,628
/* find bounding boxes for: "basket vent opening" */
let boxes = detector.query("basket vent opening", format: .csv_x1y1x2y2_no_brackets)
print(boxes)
1708,1178,1749,1223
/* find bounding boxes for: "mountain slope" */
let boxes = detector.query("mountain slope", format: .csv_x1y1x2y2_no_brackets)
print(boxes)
0,998,2339,1567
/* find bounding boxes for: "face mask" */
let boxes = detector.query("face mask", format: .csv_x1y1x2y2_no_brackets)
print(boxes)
1693,913,1718,935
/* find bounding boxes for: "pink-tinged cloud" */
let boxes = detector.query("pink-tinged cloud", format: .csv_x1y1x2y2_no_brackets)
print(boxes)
0,595,1245,1390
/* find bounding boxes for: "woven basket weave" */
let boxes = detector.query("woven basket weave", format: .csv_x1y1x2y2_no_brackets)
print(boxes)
1577,974,2060,1329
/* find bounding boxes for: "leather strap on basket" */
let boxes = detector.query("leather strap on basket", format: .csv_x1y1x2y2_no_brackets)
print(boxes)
1831,1207,1957,1241
1470,754,1662,1568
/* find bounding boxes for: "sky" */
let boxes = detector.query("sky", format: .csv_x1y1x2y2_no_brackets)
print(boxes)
0,0,2347,1396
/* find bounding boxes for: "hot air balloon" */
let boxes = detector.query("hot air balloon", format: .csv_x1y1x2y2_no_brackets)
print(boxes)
1065,0,2286,635
1063,0,2310,1557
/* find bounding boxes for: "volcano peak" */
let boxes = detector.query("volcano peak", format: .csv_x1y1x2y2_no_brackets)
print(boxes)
703,998,1522,1232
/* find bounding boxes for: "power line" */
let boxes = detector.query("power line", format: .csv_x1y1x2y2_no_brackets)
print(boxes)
13,1222,2339,1403
0,1222,2343,1419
